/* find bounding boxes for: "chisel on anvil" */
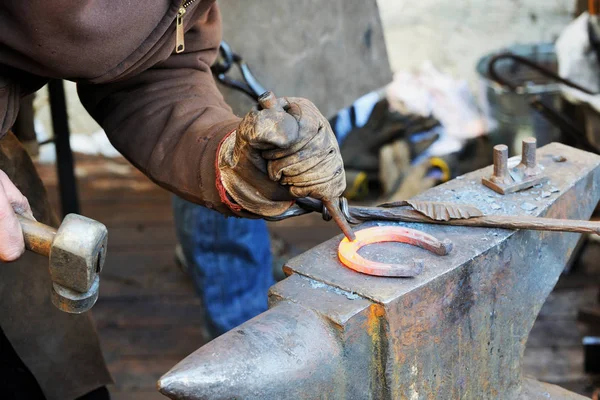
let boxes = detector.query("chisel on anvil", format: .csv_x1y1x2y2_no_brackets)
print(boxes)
258,91,356,241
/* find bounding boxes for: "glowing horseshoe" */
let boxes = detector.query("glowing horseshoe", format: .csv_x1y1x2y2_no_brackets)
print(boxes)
337,226,453,277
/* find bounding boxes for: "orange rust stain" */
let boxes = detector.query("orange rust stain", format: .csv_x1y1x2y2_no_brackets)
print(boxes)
365,304,387,387
366,303,386,337
361,304,386,343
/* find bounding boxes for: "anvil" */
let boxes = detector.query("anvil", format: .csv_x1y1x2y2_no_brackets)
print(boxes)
159,143,599,400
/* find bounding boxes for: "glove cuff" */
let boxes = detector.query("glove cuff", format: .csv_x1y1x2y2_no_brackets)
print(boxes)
217,131,293,217
215,130,244,213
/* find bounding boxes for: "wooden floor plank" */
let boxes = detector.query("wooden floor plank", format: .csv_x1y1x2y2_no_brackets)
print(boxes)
100,325,205,360
82,203,174,227
93,296,204,329
106,225,178,251
523,347,586,384
109,388,166,400
99,250,194,297
538,288,599,319
106,356,182,391
527,319,588,348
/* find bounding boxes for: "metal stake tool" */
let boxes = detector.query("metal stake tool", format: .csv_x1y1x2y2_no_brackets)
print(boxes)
257,91,356,241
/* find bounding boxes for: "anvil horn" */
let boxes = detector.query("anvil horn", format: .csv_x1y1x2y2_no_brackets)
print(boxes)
158,302,344,399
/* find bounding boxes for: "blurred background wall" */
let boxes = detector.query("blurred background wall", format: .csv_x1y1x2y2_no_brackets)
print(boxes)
33,0,577,137
378,0,574,87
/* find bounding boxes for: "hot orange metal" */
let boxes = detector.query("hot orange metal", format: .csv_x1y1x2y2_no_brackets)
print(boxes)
337,226,452,277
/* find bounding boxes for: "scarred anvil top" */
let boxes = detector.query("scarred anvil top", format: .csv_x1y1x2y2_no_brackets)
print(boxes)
285,143,599,303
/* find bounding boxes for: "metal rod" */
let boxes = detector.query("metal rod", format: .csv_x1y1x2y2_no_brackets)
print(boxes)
348,206,600,235
492,145,509,182
488,53,597,94
521,137,537,169
257,91,355,241
258,91,281,111
323,199,356,241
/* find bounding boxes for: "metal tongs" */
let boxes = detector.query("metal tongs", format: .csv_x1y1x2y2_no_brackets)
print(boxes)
267,198,600,236
211,41,267,101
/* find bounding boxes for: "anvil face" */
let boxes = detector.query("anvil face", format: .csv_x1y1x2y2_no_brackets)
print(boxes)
159,143,598,400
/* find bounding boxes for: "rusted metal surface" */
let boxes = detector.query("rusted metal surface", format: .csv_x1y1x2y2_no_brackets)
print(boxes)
258,91,356,242
518,138,542,176
404,199,483,220
356,202,600,235
490,144,513,185
483,137,549,194
338,226,452,277
257,90,279,110
18,214,56,257
380,200,484,220
48,213,107,314
159,142,600,399
282,195,600,235
49,213,107,292
51,276,99,314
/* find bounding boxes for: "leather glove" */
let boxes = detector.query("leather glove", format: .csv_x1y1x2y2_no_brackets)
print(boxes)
218,97,345,217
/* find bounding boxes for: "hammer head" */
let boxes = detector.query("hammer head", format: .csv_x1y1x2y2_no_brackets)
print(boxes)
49,214,107,314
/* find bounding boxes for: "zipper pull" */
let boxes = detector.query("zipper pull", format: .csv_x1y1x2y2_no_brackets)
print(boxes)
176,7,186,53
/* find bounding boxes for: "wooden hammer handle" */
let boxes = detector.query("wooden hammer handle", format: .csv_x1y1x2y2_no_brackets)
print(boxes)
17,214,56,258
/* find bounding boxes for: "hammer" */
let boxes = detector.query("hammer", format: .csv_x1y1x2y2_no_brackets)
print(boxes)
258,91,356,241
18,213,107,314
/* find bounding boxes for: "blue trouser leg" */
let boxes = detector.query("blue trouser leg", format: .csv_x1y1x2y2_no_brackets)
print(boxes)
172,196,274,338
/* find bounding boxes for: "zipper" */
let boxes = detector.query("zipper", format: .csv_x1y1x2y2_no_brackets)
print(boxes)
175,0,199,53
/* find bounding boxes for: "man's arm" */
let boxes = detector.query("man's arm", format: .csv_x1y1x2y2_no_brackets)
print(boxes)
78,4,242,215
79,3,345,218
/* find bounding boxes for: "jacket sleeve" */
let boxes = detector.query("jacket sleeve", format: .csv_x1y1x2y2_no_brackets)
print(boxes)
0,77,20,136
0,68,47,137
77,3,242,215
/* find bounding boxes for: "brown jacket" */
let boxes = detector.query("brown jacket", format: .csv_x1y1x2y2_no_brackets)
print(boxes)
0,1,241,399
0,0,242,215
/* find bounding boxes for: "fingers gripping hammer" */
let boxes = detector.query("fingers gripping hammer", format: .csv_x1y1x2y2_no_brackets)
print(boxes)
18,213,107,314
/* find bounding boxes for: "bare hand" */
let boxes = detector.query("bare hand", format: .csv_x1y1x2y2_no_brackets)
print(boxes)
0,170,34,262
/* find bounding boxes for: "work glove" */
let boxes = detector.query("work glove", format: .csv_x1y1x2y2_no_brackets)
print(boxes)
218,97,345,217
0,169,34,262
